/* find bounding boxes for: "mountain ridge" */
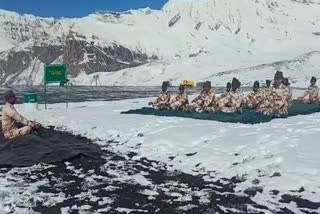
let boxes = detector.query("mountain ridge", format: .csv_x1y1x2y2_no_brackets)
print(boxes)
0,0,319,86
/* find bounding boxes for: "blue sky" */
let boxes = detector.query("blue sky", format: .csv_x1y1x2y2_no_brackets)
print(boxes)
0,0,170,18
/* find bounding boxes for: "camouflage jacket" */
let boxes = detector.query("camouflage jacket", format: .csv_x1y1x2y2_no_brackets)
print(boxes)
274,85,291,115
301,85,319,103
286,87,293,107
258,84,291,115
171,92,188,106
2,103,29,132
219,91,229,100
151,91,171,109
244,90,265,108
191,90,216,107
219,89,244,113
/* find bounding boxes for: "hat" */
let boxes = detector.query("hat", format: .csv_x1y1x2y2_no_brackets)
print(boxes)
283,78,290,86
4,90,15,102
274,71,284,80
204,81,211,88
161,81,168,88
253,81,260,88
231,77,241,89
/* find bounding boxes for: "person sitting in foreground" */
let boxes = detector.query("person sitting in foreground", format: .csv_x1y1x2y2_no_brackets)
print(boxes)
148,81,171,110
187,81,216,113
298,76,319,104
170,84,189,110
217,78,244,113
2,90,41,140
244,81,265,109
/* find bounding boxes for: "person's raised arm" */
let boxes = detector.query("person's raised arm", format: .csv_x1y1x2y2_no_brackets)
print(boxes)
6,107,31,126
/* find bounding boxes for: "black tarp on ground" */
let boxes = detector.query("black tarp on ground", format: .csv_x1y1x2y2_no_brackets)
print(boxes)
122,101,320,124
0,126,102,168
288,100,320,116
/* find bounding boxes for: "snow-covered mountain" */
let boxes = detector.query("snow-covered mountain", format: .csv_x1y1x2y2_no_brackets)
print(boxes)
0,0,319,86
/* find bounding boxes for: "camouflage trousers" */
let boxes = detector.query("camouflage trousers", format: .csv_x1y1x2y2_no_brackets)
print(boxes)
274,107,289,116
257,107,288,116
170,102,188,111
152,103,170,110
301,98,319,105
187,103,217,113
220,106,240,113
4,126,32,140
256,106,273,116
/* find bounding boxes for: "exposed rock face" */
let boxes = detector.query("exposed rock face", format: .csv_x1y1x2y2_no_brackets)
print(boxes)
63,40,149,75
0,38,151,85
0,10,154,85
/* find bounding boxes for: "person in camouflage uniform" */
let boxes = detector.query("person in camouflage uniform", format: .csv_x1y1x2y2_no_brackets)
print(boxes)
254,79,273,114
170,84,189,110
218,82,231,101
257,71,291,116
187,81,216,113
217,78,244,113
226,82,232,92
2,90,41,140
148,81,171,110
265,79,272,89
274,76,292,115
283,78,293,107
298,76,319,104
262,80,272,95
244,81,265,109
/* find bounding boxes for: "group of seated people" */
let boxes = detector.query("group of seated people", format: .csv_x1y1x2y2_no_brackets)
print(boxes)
1,71,318,141
149,71,320,117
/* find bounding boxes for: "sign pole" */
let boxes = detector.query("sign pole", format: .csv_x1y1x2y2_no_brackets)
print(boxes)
44,64,68,109
44,82,47,109
66,81,68,108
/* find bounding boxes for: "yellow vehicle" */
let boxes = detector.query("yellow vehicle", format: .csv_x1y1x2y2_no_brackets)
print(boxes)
183,80,195,88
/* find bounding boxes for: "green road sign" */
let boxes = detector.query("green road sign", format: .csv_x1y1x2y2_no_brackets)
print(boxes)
44,64,67,83
24,93,38,103
44,64,68,109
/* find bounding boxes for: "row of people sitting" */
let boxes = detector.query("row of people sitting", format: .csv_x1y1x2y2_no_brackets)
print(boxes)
149,71,297,116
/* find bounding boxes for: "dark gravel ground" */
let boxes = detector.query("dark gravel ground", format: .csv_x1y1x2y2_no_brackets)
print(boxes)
0,127,319,213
